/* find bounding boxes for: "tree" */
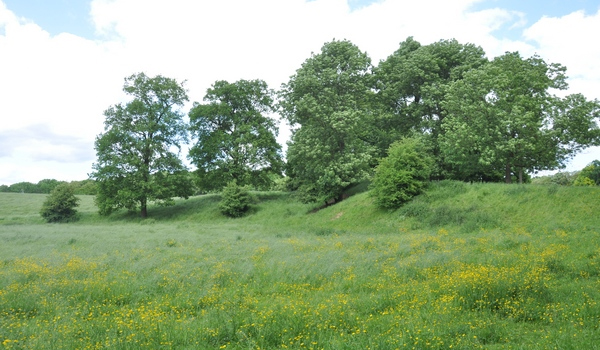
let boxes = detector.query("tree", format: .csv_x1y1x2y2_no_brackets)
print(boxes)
40,183,80,223
6,182,37,193
280,39,374,203
188,79,283,191
373,37,488,176
441,52,600,183
574,160,600,186
370,137,433,210
70,179,98,195
37,179,64,193
91,73,193,217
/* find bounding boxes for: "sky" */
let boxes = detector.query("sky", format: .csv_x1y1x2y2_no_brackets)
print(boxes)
1,0,600,185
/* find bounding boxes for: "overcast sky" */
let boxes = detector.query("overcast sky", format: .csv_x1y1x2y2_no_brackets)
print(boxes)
1,0,599,185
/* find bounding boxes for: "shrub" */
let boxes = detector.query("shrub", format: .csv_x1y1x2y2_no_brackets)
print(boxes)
218,181,253,218
573,176,596,186
370,138,433,210
574,160,600,186
40,183,80,223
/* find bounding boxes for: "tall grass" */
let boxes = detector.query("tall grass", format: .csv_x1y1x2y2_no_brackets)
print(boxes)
1,183,600,349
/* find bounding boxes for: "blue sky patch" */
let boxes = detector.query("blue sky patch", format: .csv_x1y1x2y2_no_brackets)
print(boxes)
469,0,600,40
3,0,96,38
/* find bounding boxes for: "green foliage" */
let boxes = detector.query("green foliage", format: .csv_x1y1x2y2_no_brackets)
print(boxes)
532,171,577,186
370,138,432,209
373,37,488,176
281,39,374,202
0,179,97,195
573,176,596,186
218,181,254,218
1,180,66,194
574,160,600,186
441,52,600,183
39,183,80,223
90,73,193,217
36,179,63,193
70,179,98,195
188,79,283,191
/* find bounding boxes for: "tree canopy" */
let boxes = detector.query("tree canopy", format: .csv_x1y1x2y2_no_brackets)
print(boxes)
188,79,283,191
280,39,375,202
574,160,600,186
441,52,600,183
374,37,488,177
64,37,600,213
91,73,193,217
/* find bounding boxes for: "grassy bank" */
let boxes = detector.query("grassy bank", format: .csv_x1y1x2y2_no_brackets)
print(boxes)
1,182,599,349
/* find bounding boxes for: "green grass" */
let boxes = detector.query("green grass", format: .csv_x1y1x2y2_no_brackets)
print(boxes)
1,182,599,349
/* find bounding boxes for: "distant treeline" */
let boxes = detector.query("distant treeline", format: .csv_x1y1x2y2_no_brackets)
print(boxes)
0,179,97,195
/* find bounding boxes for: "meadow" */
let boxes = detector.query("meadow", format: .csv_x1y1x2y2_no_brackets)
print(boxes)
1,181,599,349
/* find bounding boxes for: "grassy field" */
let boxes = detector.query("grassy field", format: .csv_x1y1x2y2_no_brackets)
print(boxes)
1,181,599,349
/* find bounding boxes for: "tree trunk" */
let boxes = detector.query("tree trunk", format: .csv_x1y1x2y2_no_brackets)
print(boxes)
518,167,523,184
141,197,148,218
505,163,512,184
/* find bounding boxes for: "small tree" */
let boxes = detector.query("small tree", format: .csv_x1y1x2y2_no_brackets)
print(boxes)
370,138,433,210
574,160,600,186
40,184,80,223
218,181,253,218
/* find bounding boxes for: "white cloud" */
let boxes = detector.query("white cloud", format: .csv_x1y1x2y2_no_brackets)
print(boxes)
522,9,600,170
1,0,599,184
524,9,600,98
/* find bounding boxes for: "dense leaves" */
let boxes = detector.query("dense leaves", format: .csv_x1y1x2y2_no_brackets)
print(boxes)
441,52,600,183
19,37,598,216
40,183,80,223
218,181,253,217
374,38,488,176
188,80,283,191
574,160,600,186
370,138,433,209
91,73,193,217
280,40,374,202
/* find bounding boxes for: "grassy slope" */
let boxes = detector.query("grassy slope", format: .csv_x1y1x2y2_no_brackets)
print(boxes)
1,182,599,349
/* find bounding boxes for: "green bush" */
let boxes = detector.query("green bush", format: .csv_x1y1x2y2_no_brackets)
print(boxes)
218,181,253,218
573,176,596,186
370,138,433,210
574,160,600,186
40,183,80,223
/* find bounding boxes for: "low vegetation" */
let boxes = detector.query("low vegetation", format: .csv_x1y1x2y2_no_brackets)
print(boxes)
39,183,80,223
218,181,254,218
1,182,599,349
370,137,433,209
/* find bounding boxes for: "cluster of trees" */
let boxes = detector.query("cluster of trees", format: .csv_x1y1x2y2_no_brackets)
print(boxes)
0,179,96,195
89,37,599,217
533,160,600,186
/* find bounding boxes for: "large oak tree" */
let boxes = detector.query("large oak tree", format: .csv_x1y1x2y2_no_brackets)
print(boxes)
91,73,193,217
188,79,283,191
